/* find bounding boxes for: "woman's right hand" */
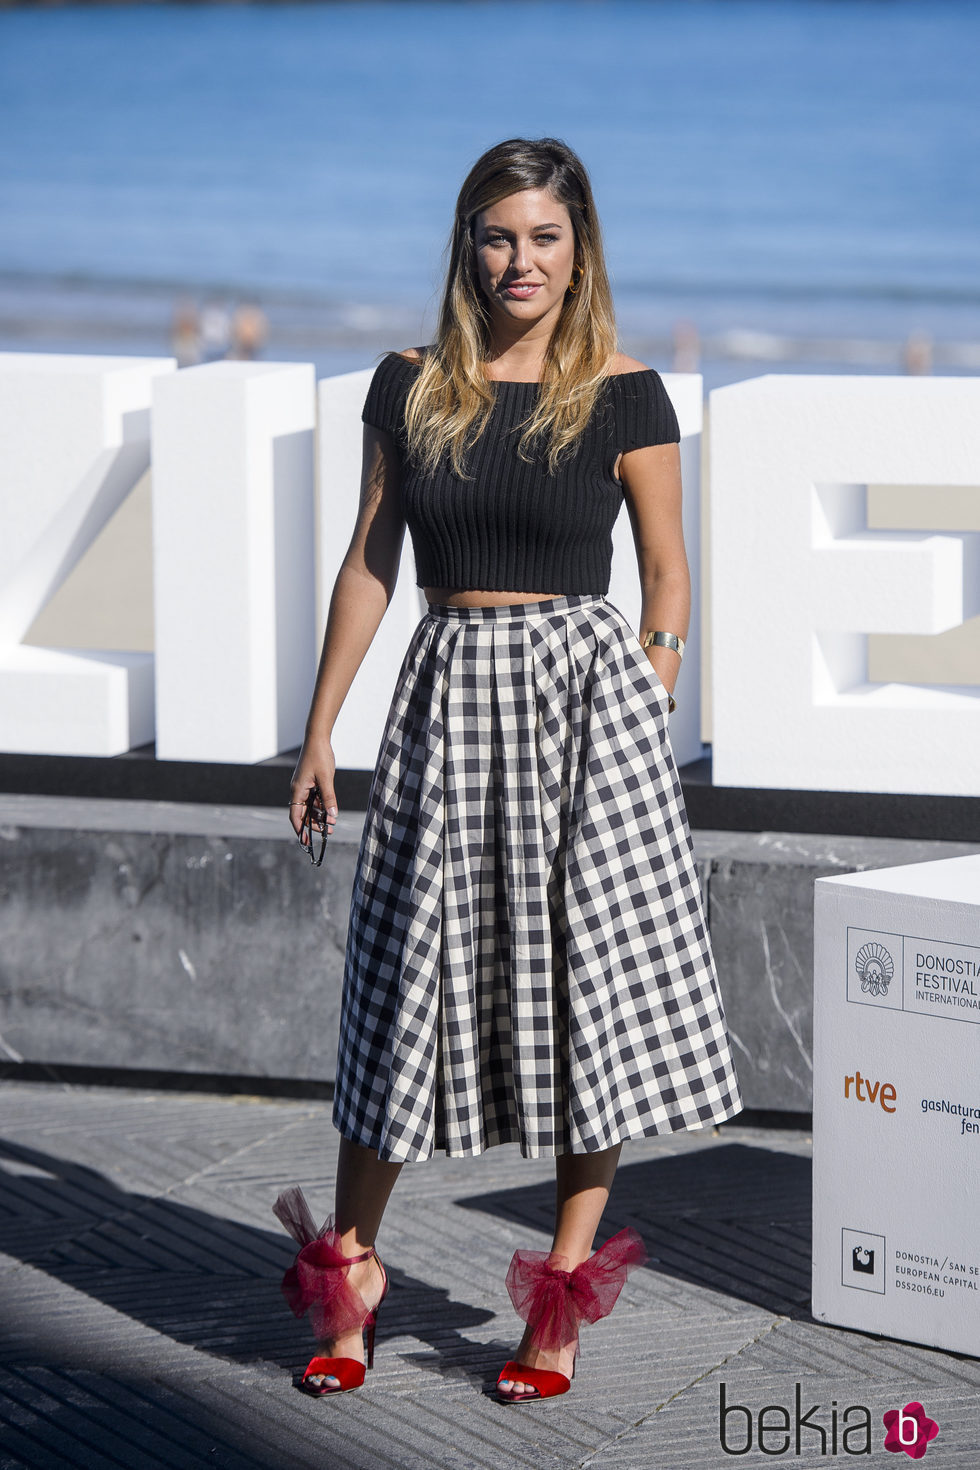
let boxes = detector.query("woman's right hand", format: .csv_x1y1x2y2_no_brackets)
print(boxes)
289,733,338,847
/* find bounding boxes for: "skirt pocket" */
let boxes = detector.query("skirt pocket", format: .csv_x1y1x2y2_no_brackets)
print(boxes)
604,601,673,716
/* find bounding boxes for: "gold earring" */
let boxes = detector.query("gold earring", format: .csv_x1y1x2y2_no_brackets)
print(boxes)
567,264,583,294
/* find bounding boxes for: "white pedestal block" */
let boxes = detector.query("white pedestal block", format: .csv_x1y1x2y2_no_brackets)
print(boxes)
608,372,705,767
316,368,429,773
0,352,174,755
152,361,316,764
813,854,980,1357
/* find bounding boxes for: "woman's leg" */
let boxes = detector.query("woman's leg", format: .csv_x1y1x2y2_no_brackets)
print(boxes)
551,1142,624,1264
499,1142,623,1395
334,1134,404,1248
306,1137,403,1389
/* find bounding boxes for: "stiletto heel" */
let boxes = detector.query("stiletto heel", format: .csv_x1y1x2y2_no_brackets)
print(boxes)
272,1185,389,1396
496,1227,647,1403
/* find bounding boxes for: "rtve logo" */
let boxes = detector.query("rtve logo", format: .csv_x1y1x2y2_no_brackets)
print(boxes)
844,1068,896,1113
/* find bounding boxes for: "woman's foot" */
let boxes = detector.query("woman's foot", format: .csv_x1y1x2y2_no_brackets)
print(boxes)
497,1324,577,1398
304,1253,387,1391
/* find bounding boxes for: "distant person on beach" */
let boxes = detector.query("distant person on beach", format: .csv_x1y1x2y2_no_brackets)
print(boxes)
902,331,933,374
171,298,201,369
671,317,700,373
198,298,233,362
228,298,268,360
273,136,743,1405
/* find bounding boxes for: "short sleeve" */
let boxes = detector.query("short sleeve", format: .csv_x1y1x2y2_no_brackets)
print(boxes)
361,351,413,437
615,369,680,453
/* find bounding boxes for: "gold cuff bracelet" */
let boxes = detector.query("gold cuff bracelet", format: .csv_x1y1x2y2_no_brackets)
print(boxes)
641,629,685,659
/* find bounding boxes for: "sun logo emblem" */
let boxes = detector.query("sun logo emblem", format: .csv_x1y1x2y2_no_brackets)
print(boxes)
855,941,894,998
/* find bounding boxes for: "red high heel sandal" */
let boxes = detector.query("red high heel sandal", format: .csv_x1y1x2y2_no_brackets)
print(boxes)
272,1185,389,1396
496,1226,647,1403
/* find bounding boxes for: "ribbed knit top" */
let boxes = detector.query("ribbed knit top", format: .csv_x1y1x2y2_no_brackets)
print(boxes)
361,350,681,595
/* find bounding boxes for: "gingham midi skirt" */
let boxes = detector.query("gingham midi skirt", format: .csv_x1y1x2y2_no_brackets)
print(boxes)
333,593,743,1163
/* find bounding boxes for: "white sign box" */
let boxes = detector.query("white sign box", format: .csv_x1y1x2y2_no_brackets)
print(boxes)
813,854,980,1358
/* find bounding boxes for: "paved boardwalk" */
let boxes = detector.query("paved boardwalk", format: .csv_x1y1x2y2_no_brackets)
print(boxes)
0,1081,976,1468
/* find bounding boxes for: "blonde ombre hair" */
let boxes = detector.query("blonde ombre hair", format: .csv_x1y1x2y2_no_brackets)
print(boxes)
403,137,619,480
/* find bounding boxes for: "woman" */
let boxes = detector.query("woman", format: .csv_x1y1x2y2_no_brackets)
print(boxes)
273,137,743,1404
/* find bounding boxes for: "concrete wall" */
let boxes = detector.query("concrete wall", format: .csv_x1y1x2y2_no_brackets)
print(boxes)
2,794,977,1110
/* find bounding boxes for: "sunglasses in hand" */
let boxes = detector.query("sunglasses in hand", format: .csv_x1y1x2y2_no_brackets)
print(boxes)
300,783,329,867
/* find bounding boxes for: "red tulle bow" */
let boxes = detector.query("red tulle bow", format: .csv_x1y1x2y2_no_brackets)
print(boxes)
272,1185,372,1341
505,1226,648,1353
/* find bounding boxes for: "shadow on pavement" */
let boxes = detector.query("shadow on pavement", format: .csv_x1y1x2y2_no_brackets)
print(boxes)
0,1135,493,1378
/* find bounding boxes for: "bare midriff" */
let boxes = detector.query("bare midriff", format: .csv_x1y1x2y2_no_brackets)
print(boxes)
423,587,564,607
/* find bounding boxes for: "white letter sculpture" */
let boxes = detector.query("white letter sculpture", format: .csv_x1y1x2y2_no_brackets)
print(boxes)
607,371,705,767
709,376,980,796
0,352,174,756
151,361,316,764
315,367,429,773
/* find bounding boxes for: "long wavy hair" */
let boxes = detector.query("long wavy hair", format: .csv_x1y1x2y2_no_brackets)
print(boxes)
401,137,619,479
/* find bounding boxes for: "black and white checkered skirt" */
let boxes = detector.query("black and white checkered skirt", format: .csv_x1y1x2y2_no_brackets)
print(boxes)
333,593,743,1162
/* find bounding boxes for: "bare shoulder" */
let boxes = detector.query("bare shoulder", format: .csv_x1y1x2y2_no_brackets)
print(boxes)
606,351,651,376
394,346,429,365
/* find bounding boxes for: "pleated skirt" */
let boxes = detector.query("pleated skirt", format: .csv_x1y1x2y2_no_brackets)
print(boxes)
333,593,744,1162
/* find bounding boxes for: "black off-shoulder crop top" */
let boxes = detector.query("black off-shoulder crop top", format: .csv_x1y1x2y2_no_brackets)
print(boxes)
361,350,681,595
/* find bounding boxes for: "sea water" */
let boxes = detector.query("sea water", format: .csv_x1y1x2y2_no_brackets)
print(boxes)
0,0,977,384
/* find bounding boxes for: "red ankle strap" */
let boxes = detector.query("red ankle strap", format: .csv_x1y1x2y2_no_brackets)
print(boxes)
342,1245,376,1264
